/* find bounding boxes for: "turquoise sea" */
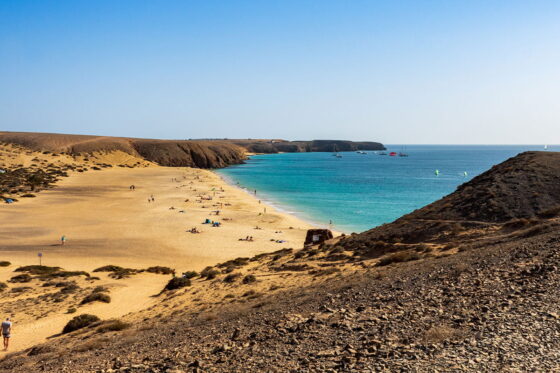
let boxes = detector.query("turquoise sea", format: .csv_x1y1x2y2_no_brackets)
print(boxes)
217,145,555,233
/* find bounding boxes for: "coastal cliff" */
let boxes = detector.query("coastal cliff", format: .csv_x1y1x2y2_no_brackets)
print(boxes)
0,132,386,168
227,139,386,153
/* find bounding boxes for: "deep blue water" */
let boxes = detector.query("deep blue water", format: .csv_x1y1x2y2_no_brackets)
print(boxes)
217,145,555,233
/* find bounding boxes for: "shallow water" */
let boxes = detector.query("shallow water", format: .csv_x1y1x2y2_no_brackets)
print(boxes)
217,145,555,233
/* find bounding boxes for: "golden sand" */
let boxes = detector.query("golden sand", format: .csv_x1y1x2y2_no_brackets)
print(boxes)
0,164,314,352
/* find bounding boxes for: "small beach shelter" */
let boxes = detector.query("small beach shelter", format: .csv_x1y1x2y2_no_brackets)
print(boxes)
304,229,333,246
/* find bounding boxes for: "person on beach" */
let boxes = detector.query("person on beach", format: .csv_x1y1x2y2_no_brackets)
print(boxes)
2,318,12,351
60,235,66,246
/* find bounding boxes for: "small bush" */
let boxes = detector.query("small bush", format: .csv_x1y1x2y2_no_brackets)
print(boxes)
92,286,107,293
81,292,111,305
93,265,137,279
96,319,130,333
0,261,11,267
377,251,421,266
223,273,241,283
164,277,191,291
145,266,174,275
9,274,32,283
15,265,61,275
39,271,90,279
217,257,249,268
200,266,216,277
93,265,128,273
202,268,219,280
182,271,198,279
242,274,257,284
309,267,341,276
67,307,77,314
63,314,100,334
0,282,7,291
21,193,36,198
10,286,31,293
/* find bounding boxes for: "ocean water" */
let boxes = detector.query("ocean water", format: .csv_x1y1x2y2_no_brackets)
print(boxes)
217,145,554,233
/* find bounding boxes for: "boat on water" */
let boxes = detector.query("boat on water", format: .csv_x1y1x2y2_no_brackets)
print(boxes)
389,152,397,156
544,144,548,150
378,151,387,155
398,146,409,157
336,153,342,158
356,151,367,154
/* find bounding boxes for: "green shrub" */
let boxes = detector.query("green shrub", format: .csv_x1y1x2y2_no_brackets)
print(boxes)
0,282,7,292
223,273,241,283
0,261,11,267
164,277,191,291
67,307,77,314
63,314,100,333
242,274,257,284
201,267,219,279
10,286,31,293
93,265,137,279
9,274,32,283
81,292,111,305
145,266,174,275
15,265,61,275
181,271,198,279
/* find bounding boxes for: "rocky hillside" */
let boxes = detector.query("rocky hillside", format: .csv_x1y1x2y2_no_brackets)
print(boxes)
340,151,560,256
1,214,559,372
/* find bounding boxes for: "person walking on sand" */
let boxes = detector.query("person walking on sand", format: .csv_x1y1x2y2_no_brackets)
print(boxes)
2,318,12,351
60,235,66,246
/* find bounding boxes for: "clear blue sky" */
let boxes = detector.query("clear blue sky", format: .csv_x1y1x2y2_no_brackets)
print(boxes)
1,1,559,143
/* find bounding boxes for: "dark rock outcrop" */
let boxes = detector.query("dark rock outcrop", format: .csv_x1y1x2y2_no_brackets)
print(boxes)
229,139,385,153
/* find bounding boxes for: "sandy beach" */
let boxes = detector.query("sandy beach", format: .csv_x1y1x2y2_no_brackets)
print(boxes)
0,164,314,352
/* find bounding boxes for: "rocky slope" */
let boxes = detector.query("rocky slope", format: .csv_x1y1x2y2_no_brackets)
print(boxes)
1,152,559,372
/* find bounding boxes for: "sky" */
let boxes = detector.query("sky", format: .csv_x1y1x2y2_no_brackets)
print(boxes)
1,1,559,144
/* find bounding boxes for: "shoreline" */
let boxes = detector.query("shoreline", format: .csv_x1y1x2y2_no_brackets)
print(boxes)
215,169,344,234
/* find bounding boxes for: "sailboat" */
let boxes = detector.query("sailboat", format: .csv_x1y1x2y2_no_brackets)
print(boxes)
332,144,340,157
544,145,548,150
435,169,440,176
398,145,409,157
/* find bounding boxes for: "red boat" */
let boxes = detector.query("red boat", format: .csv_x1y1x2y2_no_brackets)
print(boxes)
389,152,397,156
